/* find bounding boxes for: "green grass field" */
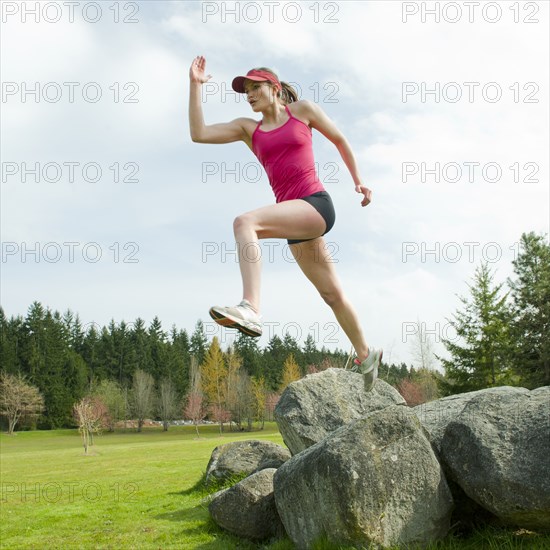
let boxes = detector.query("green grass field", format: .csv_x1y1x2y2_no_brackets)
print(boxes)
1,424,548,549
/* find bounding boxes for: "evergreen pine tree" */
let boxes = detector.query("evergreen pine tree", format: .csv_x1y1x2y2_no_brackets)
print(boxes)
263,335,286,390
190,320,208,365
507,231,550,387
302,333,319,369
81,323,101,390
0,307,23,374
166,325,190,396
436,262,515,395
130,318,150,375
234,332,261,377
148,316,168,383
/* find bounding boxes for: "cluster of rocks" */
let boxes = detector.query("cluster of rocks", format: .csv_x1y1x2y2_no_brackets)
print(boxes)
114,419,162,428
203,368,549,548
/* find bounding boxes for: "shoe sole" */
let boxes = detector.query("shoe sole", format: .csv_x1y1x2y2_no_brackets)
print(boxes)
363,350,382,392
208,307,262,338
363,364,378,392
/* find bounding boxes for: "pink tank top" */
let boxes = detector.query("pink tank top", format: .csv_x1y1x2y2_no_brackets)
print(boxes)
252,104,325,202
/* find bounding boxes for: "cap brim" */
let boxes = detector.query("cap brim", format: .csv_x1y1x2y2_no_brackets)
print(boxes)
231,75,269,93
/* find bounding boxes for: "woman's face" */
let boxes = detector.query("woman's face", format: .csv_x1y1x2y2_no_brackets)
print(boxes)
244,80,276,110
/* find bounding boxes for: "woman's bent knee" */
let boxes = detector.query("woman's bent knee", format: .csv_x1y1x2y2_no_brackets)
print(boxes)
233,213,253,234
320,289,344,308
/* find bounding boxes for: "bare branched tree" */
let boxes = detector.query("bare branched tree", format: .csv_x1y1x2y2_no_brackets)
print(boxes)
411,318,437,371
265,392,280,422
157,377,178,431
0,372,44,434
130,369,155,432
73,396,108,454
183,391,206,438
236,371,255,431
184,355,207,438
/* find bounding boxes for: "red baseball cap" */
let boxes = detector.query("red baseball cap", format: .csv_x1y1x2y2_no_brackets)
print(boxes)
232,69,282,93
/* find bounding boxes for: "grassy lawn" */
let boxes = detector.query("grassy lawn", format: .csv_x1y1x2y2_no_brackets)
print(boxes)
1,424,548,549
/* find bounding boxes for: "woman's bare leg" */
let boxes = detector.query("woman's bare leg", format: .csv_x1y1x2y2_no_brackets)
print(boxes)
232,200,326,313
289,237,370,362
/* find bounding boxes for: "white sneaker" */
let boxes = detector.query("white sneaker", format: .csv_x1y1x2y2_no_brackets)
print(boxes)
209,299,262,338
350,348,383,392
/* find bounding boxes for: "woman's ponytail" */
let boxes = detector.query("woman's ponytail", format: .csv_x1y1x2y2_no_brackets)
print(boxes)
279,81,299,104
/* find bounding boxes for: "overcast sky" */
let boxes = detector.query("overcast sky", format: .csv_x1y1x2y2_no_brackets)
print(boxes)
1,0,548,369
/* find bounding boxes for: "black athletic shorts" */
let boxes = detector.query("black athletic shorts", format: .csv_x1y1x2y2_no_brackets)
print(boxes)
287,191,336,245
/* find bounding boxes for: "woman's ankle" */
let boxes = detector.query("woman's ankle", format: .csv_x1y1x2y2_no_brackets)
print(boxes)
357,347,370,363
242,298,260,314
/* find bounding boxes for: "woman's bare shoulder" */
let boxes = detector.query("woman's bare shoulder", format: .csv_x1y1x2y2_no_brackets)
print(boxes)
287,100,317,126
287,99,312,112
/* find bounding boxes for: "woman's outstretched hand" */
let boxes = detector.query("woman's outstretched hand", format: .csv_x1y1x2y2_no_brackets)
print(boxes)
190,55,212,84
355,184,372,207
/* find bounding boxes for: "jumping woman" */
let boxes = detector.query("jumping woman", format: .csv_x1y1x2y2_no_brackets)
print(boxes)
188,55,382,391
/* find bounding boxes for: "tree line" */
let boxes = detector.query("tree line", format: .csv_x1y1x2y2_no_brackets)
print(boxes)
0,301,391,429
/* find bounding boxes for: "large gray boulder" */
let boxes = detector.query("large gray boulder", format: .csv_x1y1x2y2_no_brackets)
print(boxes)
208,468,285,541
274,368,406,455
413,386,531,531
205,440,290,484
414,386,530,454
441,386,550,531
273,405,453,549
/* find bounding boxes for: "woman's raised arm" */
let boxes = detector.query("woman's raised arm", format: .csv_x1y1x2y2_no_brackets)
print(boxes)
189,56,248,144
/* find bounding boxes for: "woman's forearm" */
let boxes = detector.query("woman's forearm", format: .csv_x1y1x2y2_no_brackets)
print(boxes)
189,82,206,141
335,138,364,188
